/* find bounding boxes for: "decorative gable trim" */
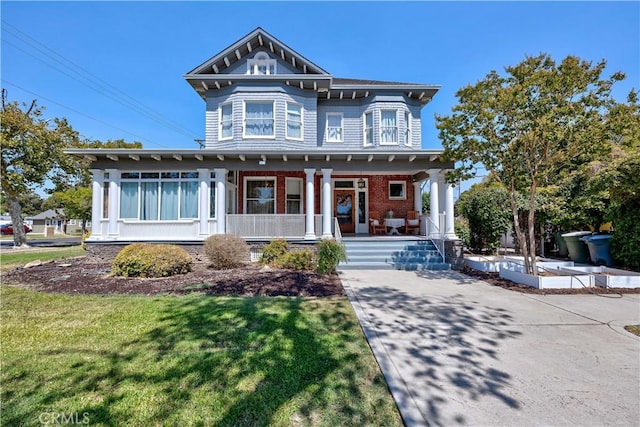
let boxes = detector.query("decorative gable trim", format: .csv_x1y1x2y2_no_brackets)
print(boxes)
185,27,330,76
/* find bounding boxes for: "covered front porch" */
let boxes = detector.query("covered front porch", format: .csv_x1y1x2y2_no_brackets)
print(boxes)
70,148,458,243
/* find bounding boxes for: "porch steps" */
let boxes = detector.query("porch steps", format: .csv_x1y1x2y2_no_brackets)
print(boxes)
339,237,450,270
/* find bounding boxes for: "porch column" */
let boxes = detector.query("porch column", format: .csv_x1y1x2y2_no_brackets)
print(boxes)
321,168,333,238
428,169,440,237
304,168,316,240
445,174,458,239
413,181,422,214
197,168,210,236
106,168,119,236
90,169,103,237
214,168,227,234
438,172,447,218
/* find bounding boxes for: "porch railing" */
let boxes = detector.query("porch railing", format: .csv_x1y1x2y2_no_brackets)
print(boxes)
333,217,342,242
227,214,326,239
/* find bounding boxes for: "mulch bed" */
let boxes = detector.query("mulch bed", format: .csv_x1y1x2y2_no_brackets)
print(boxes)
461,267,640,295
3,257,344,297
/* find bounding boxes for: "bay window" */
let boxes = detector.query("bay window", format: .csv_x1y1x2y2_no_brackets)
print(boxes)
381,110,398,144
404,110,411,146
244,101,274,138
364,111,373,146
286,102,303,140
219,103,233,140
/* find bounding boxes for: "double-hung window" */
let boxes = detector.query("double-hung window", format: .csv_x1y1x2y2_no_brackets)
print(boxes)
326,113,343,143
244,101,274,138
286,102,303,140
119,172,199,220
404,110,411,146
364,111,373,146
286,178,302,214
381,110,398,144
245,178,276,214
219,103,233,140
102,173,110,219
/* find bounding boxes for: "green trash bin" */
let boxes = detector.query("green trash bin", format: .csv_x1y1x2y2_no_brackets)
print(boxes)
561,231,592,264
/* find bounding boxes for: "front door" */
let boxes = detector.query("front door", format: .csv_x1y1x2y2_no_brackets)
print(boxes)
334,190,355,234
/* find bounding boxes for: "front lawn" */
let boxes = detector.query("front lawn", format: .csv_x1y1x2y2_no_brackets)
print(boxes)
0,286,401,426
0,246,85,272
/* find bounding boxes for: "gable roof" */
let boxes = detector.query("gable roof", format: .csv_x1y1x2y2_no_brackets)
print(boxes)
28,209,65,220
186,27,330,76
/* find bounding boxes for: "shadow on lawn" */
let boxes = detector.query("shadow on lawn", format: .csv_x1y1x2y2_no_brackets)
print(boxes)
346,271,523,426
3,296,395,426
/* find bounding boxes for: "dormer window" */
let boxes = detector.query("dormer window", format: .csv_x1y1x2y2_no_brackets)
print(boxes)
247,52,276,75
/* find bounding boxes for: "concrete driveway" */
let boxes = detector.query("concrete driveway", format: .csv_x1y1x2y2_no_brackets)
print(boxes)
340,269,640,427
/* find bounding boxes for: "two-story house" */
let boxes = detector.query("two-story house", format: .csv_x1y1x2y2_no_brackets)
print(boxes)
68,28,456,245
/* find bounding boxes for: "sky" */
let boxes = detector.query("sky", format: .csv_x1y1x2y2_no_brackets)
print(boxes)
2,1,639,192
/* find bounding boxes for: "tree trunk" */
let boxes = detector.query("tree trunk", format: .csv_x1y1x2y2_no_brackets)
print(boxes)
527,181,538,275
81,218,87,235
509,185,531,274
7,193,28,247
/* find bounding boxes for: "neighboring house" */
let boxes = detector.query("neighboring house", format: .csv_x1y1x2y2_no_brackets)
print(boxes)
27,209,89,234
66,28,457,243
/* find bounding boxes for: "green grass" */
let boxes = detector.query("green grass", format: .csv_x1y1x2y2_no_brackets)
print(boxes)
0,246,85,271
0,286,402,426
624,325,640,336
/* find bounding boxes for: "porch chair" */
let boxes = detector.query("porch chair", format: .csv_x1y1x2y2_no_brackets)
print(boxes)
404,210,421,235
369,211,386,235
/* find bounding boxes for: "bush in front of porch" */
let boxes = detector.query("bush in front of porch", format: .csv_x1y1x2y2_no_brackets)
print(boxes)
204,235,250,269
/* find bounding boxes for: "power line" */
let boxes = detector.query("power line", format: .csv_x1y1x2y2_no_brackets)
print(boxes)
3,80,170,148
2,20,201,141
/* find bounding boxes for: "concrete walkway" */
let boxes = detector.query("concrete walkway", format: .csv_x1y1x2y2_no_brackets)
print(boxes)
340,269,640,427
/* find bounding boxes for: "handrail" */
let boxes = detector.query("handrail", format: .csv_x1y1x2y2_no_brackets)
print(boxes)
333,217,342,242
426,215,445,260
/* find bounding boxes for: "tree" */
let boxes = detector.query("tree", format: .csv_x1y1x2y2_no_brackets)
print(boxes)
0,190,44,217
44,187,92,234
437,54,626,275
1,90,83,247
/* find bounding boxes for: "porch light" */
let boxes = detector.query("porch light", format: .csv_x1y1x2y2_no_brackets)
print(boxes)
357,178,366,189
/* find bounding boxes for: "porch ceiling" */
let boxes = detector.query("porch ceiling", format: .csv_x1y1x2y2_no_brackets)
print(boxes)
65,148,454,176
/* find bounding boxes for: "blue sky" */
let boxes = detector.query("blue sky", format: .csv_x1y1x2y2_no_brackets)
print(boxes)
2,1,639,189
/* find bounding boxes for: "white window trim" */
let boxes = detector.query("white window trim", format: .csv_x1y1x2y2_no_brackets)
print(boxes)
119,172,200,221
247,52,277,75
243,100,276,139
380,109,399,146
388,180,407,200
404,110,412,147
286,102,304,141
285,177,304,214
363,111,373,147
219,102,233,141
326,112,344,143
243,176,277,214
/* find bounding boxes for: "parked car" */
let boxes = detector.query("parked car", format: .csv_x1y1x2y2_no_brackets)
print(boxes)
0,223,33,235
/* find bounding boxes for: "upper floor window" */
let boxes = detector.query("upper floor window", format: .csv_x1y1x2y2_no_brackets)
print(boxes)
404,110,411,146
247,52,276,75
244,101,275,138
286,102,303,140
219,103,233,140
326,113,343,143
381,110,398,145
364,111,373,146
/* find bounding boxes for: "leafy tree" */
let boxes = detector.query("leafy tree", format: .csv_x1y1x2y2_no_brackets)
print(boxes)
456,181,512,254
437,54,626,274
0,190,44,217
1,90,83,246
44,187,92,233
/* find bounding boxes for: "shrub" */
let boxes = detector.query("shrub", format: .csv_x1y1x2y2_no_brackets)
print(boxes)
112,243,192,277
260,239,288,265
204,234,249,269
81,231,91,251
316,239,347,274
280,249,315,271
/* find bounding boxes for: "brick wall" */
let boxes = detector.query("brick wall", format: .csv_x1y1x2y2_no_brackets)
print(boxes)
367,175,415,218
